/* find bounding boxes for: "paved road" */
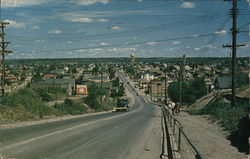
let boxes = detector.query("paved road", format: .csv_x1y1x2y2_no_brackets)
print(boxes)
0,72,162,159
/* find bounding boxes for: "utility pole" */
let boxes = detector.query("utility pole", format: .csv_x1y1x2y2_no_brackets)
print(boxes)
179,54,185,107
156,82,161,102
100,65,103,105
223,0,245,107
0,22,12,97
164,68,167,105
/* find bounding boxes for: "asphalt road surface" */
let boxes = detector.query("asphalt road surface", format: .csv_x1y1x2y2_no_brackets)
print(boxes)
0,72,162,159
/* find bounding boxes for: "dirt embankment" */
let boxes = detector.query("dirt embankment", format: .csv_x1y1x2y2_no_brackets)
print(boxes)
174,112,248,159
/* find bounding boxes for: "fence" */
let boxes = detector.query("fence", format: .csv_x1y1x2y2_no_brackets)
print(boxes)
162,107,202,159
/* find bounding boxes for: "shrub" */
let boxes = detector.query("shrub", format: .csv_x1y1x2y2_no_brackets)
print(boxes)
54,102,87,115
64,98,73,106
35,88,67,102
196,100,249,133
0,88,56,120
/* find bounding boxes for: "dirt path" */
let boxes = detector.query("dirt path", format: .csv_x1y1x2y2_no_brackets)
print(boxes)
175,112,248,159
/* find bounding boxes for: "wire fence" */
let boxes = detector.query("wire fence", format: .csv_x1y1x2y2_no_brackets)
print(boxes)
163,107,202,159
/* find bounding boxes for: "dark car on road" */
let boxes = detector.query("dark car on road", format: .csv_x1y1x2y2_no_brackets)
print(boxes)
114,99,130,112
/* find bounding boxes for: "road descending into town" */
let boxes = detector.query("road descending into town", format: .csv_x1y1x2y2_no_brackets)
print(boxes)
0,72,162,159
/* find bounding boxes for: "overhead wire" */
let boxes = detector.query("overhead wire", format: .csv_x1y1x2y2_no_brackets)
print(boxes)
8,10,230,43
16,32,229,54
2,0,248,57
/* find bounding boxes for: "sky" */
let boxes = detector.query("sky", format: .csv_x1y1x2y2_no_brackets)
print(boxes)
1,0,250,59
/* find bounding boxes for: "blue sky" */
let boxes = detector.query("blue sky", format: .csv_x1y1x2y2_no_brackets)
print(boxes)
1,0,250,59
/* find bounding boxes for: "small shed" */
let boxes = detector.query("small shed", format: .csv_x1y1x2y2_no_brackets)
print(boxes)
214,76,231,89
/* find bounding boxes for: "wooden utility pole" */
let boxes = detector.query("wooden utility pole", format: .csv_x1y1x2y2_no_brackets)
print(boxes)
0,22,12,97
179,54,185,107
164,69,167,105
223,0,245,107
100,65,103,105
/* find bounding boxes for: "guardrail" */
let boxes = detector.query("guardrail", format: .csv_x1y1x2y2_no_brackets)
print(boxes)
163,107,202,159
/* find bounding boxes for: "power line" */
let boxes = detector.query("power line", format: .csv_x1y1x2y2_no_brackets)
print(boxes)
237,21,250,30
9,10,230,43
223,0,245,107
17,32,228,54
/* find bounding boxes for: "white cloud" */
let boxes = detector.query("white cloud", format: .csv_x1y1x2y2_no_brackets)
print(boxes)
69,17,94,23
4,19,26,28
202,44,215,49
76,49,87,53
214,30,227,34
180,2,196,9
93,48,102,52
31,25,40,30
48,28,62,34
70,0,109,6
62,14,108,23
97,18,109,23
34,40,45,43
99,42,109,46
194,48,200,51
192,34,199,37
110,26,122,31
137,0,143,2
172,41,181,45
146,41,157,46
2,0,53,8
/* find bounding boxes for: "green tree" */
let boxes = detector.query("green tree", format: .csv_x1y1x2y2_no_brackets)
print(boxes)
32,72,42,82
125,66,136,75
112,77,120,87
236,71,248,88
167,65,175,72
189,77,206,99
168,77,207,105
108,66,116,79
92,65,100,75
85,84,103,110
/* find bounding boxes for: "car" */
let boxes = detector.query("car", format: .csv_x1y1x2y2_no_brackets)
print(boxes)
115,99,130,112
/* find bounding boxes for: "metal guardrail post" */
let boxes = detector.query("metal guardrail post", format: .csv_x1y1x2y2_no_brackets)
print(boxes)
162,107,174,159
195,153,202,159
167,110,170,122
178,127,181,151
163,106,202,159
173,120,176,135
170,118,173,127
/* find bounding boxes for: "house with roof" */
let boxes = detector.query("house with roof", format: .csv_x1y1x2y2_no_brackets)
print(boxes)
214,76,231,90
90,75,110,83
140,72,155,82
30,78,76,95
43,74,56,79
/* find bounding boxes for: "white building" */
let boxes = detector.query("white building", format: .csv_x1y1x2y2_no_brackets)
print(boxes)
141,73,155,82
